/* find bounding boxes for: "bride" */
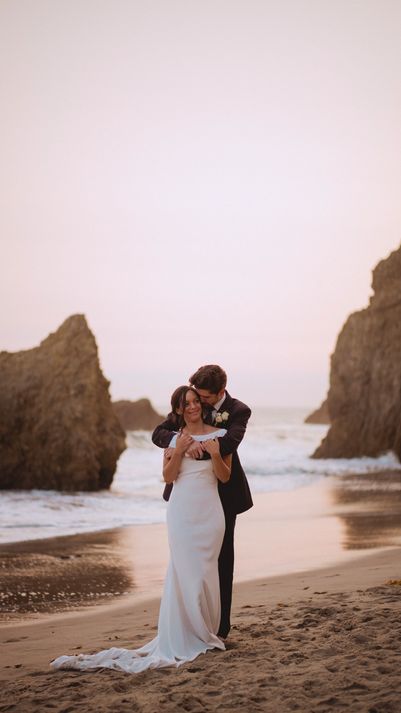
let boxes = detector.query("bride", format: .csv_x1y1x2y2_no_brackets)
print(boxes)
50,385,231,673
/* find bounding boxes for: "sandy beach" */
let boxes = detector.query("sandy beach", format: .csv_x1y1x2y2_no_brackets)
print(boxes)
1,473,401,711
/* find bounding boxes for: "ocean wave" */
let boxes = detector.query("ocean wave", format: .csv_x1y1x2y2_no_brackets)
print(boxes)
1,409,399,543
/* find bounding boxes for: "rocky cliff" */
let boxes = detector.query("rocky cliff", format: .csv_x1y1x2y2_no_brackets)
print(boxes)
313,244,401,460
0,315,126,490
305,399,330,425
113,399,164,431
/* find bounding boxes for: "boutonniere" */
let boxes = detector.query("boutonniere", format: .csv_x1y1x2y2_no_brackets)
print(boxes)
214,411,229,426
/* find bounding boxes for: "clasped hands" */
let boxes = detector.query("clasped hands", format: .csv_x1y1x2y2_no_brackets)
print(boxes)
165,433,219,461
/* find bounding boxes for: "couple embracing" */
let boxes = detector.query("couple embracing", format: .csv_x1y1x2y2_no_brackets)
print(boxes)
51,365,252,673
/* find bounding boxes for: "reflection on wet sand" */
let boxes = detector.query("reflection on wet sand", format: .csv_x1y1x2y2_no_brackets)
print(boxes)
0,524,170,623
0,528,143,621
331,470,401,549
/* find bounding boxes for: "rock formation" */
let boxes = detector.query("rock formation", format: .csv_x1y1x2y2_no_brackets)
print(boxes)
305,399,330,424
113,399,164,431
313,244,401,460
0,315,126,490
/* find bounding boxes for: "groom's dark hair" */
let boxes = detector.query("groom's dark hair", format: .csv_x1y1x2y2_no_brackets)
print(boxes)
189,364,227,394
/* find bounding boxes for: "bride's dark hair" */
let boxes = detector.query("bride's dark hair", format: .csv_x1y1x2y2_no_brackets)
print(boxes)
170,385,204,430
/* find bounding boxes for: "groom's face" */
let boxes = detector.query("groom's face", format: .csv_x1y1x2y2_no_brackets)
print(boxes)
195,388,225,407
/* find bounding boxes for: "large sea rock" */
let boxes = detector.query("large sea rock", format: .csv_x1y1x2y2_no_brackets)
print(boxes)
313,244,401,460
0,315,126,490
113,399,164,431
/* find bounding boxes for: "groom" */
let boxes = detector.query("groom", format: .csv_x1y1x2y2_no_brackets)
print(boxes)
152,364,253,639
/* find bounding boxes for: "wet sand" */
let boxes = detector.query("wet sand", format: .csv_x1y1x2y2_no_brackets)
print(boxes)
1,471,401,623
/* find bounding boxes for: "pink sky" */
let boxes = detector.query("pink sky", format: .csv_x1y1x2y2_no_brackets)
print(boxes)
1,1,400,407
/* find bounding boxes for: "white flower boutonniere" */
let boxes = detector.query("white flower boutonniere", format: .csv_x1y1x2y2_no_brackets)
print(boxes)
214,411,229,426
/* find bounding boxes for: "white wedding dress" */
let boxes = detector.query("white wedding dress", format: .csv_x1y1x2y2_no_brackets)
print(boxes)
50,429,227,673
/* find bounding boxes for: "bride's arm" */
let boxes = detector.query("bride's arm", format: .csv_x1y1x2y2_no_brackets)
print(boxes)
162,432,192,483
202,439,232,483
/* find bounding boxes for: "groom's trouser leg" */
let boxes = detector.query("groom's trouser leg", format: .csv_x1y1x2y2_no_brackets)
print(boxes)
217,512,237,638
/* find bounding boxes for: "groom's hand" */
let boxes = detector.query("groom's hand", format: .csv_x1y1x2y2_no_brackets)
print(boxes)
186,442,204,459
202,438,219,455
164,447,174,460
176,432,194,455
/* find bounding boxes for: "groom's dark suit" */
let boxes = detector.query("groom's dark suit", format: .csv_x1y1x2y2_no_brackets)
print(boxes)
152,391,253,638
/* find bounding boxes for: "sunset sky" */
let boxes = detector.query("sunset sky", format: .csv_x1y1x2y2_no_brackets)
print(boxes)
1,0,400,408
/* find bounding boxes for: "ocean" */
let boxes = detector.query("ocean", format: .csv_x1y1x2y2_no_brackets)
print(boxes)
1,407,399,544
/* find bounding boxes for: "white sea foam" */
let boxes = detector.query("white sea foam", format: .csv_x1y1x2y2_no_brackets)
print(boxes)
0,408,399,543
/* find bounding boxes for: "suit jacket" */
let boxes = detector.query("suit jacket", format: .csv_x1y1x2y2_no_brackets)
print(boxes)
152,391,253,516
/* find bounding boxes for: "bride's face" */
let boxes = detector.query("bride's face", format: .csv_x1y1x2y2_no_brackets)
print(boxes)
183,390,202,423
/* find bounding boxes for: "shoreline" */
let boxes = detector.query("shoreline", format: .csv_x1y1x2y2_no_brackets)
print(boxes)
2,471,401,623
